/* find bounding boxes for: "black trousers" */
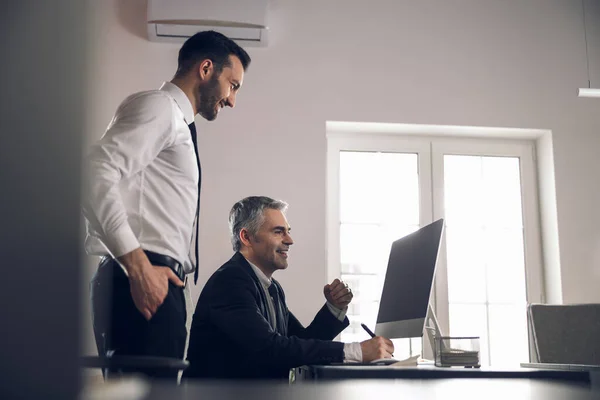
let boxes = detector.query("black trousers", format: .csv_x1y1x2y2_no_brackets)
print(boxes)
90,257,187,380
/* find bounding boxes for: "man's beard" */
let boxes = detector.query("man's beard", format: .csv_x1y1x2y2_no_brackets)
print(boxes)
196,75,221,121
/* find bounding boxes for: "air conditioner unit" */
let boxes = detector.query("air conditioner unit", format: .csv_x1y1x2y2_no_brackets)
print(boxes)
147,0,268,47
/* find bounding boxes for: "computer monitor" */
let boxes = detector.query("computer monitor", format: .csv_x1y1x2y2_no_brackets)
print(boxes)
375,219,445,339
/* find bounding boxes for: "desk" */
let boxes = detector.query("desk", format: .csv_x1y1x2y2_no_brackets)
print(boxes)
295,364,592,384
141,379,599,400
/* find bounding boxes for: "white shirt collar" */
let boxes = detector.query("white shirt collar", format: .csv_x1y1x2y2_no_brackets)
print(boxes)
244,256,272,290
159,82,195,124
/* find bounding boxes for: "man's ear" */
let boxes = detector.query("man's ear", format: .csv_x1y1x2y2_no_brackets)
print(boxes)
239,228,252,247
198,59,213,80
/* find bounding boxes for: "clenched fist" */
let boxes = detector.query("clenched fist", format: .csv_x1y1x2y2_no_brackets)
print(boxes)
324,278,353,309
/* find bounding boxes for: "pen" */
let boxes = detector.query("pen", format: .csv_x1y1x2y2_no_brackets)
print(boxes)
361,323,394,358
361,323,376,338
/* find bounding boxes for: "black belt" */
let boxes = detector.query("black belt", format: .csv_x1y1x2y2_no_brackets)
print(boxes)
143,250,185,282
102,250,185,283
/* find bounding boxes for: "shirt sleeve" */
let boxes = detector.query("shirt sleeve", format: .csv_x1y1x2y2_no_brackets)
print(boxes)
326,301,348,321
81,91,175,257
343,342,363,362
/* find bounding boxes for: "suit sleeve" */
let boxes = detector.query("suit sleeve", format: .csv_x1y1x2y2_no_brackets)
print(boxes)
287,304,349,340
207,270,345,369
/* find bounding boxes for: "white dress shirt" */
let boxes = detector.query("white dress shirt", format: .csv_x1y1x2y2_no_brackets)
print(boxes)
245,258,363,362
82,82,198,273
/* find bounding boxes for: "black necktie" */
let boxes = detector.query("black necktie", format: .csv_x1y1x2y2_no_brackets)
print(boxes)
268,283,285,334
188,122,201,284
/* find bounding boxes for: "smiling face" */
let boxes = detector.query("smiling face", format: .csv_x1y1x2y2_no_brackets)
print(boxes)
195,55,244,121
241,209,294,277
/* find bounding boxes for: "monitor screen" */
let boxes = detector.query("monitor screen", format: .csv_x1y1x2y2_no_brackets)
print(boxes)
375,219,444,339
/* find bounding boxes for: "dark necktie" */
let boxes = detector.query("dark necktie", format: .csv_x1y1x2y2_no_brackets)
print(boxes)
188,122,201,284
268,283,285,334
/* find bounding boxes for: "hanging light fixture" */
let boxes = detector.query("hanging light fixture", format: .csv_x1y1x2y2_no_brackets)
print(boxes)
578,88,600,97
578,0,600,97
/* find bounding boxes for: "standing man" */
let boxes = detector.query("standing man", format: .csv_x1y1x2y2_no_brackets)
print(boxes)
184,196,394,380
82,31,251,379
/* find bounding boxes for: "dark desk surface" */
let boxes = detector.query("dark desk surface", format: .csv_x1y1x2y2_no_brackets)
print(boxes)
142,380,600,400
296,363,593,383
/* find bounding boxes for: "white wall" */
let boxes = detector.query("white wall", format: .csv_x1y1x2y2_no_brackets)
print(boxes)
82,0,600,353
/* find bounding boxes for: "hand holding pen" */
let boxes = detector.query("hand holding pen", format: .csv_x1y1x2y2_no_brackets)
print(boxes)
359,323,394,361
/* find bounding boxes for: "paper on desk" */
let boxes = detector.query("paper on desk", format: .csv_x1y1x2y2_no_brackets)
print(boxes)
389,354,420,367
368,354,421,366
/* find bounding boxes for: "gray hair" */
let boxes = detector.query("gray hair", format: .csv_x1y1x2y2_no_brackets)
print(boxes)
229,196,288,252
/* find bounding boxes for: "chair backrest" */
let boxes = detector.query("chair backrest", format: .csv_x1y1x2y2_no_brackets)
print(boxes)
528,303,600,365
81,355,189,380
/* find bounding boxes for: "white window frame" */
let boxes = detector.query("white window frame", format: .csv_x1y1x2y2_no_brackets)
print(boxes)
326,132,433,285
431,138,544,339
327,131,544,361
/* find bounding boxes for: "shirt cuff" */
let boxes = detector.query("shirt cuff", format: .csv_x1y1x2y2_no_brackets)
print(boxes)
343,342,363,362
326,301,347,322
103,223,140,258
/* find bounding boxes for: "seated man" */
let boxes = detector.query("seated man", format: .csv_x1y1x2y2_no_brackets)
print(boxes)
184,196,394,380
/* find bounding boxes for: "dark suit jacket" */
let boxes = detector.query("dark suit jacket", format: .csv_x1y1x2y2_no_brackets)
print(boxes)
184,252,349,380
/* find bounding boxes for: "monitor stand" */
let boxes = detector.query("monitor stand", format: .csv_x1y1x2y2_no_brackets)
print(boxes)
424,303,444,353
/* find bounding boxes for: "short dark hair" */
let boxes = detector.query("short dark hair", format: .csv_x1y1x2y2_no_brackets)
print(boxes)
175,30,251,77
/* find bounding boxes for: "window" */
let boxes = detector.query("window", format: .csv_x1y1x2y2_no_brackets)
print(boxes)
327,133,543,366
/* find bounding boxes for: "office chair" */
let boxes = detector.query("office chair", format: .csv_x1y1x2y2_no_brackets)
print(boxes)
81,354,189,379
528,303,600,365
